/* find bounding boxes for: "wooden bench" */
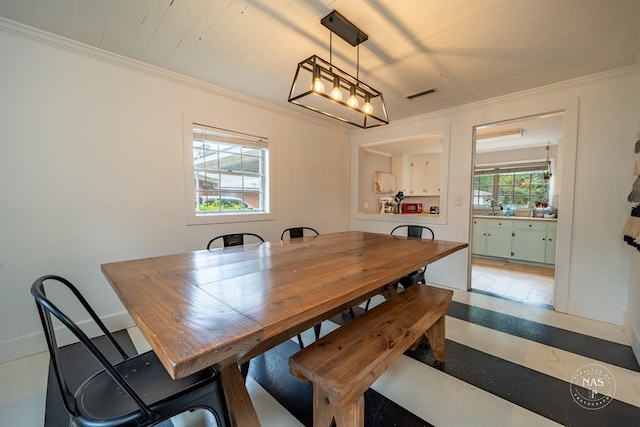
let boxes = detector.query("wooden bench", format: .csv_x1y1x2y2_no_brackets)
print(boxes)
289,284,453,427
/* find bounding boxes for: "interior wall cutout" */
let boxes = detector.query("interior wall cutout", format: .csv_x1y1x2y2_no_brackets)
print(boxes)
354,130,451,226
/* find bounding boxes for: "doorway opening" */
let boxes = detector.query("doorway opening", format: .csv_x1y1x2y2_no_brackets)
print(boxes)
470,112,564,308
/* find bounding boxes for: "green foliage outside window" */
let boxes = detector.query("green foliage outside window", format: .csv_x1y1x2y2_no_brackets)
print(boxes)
196,197,255,212
474,170,549,207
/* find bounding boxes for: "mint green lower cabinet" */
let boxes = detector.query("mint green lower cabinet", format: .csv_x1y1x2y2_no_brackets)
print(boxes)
472,217,556,265
512,223,547,263
545,223,557,264
472,218,513,258
485,220,513,258
472,219,488,255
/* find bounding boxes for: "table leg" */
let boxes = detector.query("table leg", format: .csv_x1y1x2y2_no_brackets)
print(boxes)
220,364,261,427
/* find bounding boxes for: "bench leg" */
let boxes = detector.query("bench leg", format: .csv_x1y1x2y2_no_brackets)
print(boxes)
425,315,446,363
313,384,336,427
313,384,364,427
334,395,364,427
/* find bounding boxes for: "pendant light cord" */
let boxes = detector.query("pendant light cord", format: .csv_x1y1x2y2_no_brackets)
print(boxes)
329,32,333,70
356,42,360,83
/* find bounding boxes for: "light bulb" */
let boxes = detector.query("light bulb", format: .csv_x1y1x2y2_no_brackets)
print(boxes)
347,86,359,109
362,94,373,114
329,77,342,101
312,65,324,93
313,77,325,93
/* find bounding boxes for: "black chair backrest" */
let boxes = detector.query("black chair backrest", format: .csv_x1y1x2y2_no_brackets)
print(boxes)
391,225,435,241
280,227,319,240
207,232,265,249
30,275,152,419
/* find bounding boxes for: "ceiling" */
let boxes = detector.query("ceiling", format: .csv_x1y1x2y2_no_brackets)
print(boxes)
1,0,639,130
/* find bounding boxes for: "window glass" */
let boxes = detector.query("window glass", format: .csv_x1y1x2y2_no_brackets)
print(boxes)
183,116,272,225
474,164,550,208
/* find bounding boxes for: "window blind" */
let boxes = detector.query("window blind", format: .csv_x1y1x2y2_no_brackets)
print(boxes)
193,123,268,148
474,162,547,176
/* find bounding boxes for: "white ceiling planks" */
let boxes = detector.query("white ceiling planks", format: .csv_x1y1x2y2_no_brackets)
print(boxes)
1,0,639,123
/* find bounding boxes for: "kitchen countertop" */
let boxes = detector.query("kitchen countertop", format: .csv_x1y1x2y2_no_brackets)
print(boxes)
473,215,557,221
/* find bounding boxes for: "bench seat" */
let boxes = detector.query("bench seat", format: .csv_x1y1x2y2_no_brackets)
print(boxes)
289,284,453,427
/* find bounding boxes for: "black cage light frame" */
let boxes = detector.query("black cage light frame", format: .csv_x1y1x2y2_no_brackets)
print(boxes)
288,10,389,129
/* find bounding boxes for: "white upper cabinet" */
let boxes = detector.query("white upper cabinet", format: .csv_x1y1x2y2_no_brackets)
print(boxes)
391,154,411,193
394,154,441,196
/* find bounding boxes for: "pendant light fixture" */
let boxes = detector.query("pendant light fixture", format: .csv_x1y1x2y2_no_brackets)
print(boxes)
543,143,553,180
288,10,389,129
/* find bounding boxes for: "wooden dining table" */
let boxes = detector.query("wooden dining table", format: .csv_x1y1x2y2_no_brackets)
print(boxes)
101,231,467,426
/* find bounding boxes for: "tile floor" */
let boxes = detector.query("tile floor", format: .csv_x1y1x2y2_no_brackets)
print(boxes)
471,257,555,307
1,289,639,426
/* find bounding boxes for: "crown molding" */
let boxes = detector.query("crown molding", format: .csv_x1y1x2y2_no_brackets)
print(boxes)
0,17,348,133
353,62,640,134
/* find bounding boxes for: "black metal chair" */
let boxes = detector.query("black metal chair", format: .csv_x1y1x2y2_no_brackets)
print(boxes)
280,227,323,349
279,226,319,240
365,225,435,311
390,225,434,288
30,274,230,427
207,232,264,249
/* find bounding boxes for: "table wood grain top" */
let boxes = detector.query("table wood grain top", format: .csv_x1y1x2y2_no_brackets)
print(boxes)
101,231,467,379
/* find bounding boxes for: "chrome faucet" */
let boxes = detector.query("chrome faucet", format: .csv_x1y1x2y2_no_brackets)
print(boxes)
489,199,497,216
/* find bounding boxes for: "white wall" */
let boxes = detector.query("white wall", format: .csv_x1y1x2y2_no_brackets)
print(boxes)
0,25,351,363
350,68,640,336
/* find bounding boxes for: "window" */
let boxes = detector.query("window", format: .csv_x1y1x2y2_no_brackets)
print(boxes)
474,162,550,208
183,115,273,225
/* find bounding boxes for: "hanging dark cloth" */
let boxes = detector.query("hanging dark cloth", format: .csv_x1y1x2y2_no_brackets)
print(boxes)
623,203,640,251
624,134,640,250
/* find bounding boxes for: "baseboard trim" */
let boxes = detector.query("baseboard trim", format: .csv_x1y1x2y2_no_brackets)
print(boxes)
0,311,134,364
567,300,624,326
624,311,640,366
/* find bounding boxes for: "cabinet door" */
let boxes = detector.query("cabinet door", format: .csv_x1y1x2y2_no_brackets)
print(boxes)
425,154,441,195
409,155,428,195
512,221,546,263
545,228,557,265
472,219,486,255
485,220,512,258
409,154,441,196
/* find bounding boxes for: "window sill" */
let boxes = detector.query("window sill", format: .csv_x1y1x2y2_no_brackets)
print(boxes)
186,211,275,225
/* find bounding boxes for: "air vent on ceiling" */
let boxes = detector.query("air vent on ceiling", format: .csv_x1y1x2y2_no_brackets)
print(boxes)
405,88,436,100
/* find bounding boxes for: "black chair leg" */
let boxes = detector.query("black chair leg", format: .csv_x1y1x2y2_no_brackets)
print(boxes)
297,334,305,349
313,323,322,340
241,361,250,380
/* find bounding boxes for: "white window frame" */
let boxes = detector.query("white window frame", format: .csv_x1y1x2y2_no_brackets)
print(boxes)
182,113,275,225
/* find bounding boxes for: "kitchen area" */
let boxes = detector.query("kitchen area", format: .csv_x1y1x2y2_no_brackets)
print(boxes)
471,112,564,307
